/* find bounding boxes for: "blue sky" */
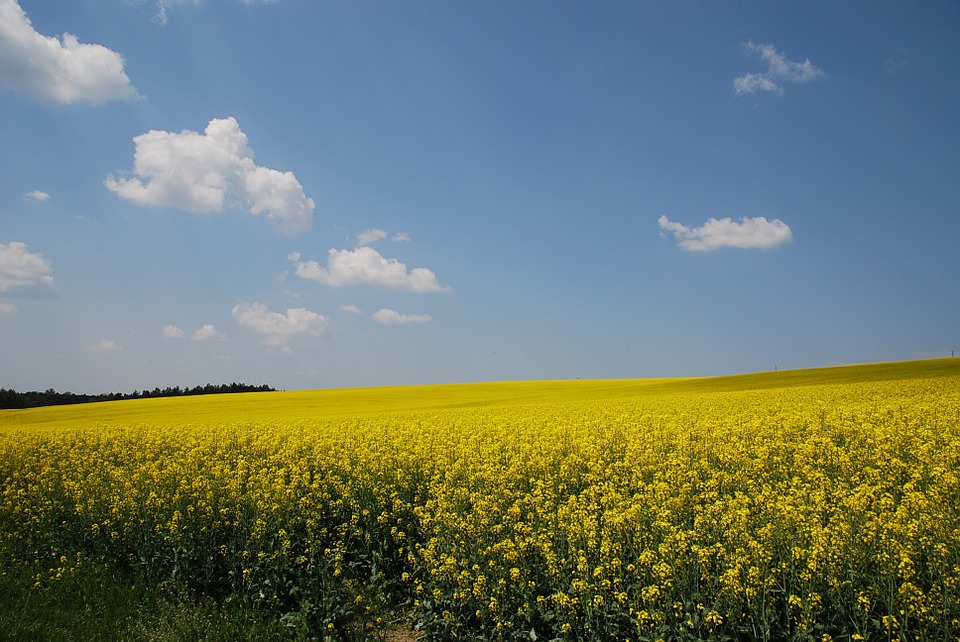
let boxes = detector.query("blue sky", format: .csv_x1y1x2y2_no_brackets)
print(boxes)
2,0,958,393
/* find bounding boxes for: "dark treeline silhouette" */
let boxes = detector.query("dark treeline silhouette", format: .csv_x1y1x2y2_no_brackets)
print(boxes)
0,382,275,410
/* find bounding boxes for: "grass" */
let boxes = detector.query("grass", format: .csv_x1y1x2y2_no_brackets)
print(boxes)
0,559,425,641
0,560,304,642
0,561,141,641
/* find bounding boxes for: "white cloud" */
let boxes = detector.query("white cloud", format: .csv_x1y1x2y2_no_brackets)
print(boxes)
145,0,274,25
192,323,228,341
357,229,410,246
0,241,55,295
732,73,784,96
90,338,122,353
104,117,314,235
372,308,432,325
149,0,200,25
734,41,825,96
884,54,907,75
340,304,363,314
658,215,793,251
290,247,449,292
24,190,50,202
357,228,388,246
162,324,185,338
166,322,229,342
0,302,15,314
232,302,329,349
0,0,136,104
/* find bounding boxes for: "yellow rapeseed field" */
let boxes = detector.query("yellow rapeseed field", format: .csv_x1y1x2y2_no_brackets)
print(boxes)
2,359,959,641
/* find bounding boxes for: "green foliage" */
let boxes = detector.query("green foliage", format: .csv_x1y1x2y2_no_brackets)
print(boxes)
0,382,275,409
0,558,299,642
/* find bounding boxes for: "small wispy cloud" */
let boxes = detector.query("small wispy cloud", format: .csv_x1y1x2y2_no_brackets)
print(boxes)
163,323,228,341
340,304,363,314
357,228,388,247
149,0,200,26
162,324,185,338
884,54,907,75
0,302,16,314
371,308,432,325
143,0,275,26
658,215,793,251
734,41,825,96
357,228,411,246
0,241,55,296
90,338,122,352
24,190,50,202
192,323,229,342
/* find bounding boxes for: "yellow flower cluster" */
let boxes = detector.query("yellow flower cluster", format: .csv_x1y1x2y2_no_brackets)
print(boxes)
2,360,959,640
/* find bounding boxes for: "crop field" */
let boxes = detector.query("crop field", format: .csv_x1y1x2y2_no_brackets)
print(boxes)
2,359,960,641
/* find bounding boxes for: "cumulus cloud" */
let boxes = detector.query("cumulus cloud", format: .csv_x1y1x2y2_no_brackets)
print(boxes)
232,302,329,350
289,247,449,292
340,304,363,314
104,117,314,234
162,324,185,338
192,323,228,341
90,338,122,352
372,308,432,325
0,302,16,314
24,190,50,202
0,241,55,296
734,41,825,96
658,215,793,251
0,0,136,104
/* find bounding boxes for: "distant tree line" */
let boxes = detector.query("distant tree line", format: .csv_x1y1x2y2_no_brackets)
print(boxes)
0,382,276,410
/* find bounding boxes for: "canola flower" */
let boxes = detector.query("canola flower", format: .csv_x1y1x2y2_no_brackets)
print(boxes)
1,359,959,641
